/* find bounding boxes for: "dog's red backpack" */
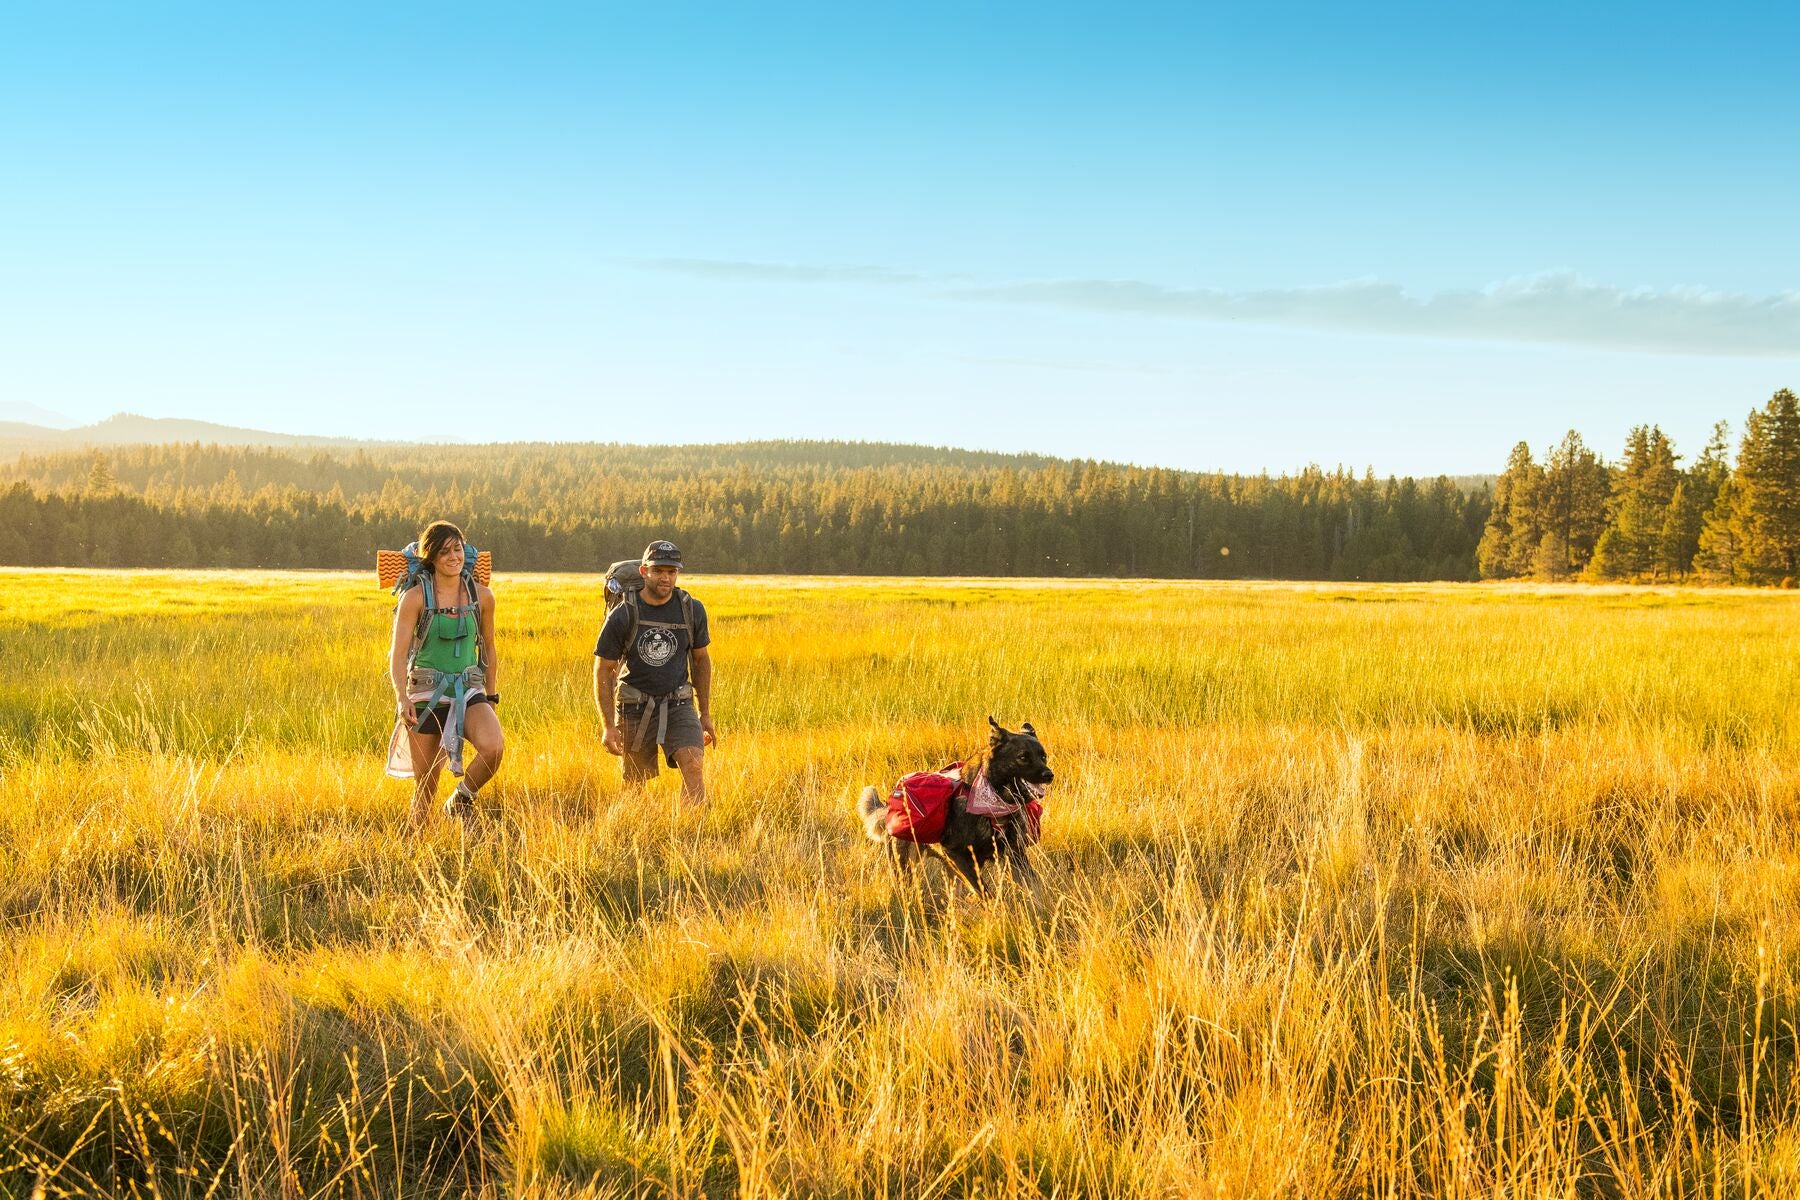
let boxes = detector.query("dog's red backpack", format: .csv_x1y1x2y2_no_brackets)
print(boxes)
886,761,967,844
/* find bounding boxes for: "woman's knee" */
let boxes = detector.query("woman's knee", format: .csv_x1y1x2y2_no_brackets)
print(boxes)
473,730,505,764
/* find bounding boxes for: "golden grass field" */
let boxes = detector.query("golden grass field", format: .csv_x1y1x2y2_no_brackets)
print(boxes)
2,569,1798,1198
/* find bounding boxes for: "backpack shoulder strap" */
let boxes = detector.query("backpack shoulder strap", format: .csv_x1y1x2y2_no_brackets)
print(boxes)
463,566,484,651
621,591,641,657
412,574,436,645
674,588,698,674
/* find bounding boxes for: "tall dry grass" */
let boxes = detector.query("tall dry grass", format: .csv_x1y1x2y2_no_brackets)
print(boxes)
2,569,1798,1197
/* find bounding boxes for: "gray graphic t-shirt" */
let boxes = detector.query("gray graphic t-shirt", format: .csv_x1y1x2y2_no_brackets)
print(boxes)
594,593,710,698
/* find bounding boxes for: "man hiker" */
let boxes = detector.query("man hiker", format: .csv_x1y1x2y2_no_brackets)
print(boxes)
594,539,717,805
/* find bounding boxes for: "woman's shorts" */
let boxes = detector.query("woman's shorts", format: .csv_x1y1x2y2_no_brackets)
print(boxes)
413,693,493,737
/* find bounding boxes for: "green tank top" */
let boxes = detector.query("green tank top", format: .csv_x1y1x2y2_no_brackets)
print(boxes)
412,598,480,674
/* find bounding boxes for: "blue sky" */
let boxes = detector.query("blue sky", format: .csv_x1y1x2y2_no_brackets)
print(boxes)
1,1,1794,473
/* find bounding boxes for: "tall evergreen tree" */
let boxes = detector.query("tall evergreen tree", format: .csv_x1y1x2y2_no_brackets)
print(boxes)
1476,442,1543,579
1589,425,1679,580
1708,390,1800,582
1690,421,1738,580
84,454,117,497
1697,477,1743,581
1539,431,1609,578
1658,481,1701,579
1688,420,1733,516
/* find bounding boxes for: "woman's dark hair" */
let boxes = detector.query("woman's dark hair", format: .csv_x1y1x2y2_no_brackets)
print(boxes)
419,521,465,568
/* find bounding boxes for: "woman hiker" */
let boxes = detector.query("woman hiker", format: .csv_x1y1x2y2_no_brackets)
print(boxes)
387,520,504,824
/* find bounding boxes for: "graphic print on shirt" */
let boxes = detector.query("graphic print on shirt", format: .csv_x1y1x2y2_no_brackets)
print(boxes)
637,626,680,667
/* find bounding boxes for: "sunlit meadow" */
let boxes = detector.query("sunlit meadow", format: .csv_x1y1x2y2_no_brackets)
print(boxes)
2,569,1798,1198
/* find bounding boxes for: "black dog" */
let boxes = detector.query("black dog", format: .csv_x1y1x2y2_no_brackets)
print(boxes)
858,717,1054,898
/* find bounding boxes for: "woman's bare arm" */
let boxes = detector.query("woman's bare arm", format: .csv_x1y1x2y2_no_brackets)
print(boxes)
389,588,423,726
477,584,499,694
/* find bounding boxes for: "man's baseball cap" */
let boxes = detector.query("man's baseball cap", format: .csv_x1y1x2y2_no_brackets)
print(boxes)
642,540,683,567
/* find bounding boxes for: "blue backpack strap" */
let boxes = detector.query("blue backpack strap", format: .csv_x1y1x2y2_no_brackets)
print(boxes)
415,572,436,645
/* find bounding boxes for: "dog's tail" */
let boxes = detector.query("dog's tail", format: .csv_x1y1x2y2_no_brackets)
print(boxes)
857,785,889,842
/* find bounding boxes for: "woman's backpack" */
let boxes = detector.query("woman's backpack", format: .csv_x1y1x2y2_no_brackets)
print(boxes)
379,542,492,656
379,543,490,593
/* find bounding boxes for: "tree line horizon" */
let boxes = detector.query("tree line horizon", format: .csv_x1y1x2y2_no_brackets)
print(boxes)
0,390,1794,584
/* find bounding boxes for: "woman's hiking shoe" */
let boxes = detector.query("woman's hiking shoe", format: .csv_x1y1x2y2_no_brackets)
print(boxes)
444,784,477,823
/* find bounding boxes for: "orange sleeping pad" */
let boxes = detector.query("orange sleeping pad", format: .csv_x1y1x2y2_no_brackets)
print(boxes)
378,549,491,589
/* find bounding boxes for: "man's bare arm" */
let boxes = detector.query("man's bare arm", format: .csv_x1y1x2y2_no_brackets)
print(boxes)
594,657,620,728
691,645,717,745
595,656,625,755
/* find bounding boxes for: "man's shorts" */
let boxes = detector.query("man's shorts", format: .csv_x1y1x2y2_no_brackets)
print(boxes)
617,697,704,782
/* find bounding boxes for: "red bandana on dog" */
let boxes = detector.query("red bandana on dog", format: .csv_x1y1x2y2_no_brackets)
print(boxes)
966,771,1048,844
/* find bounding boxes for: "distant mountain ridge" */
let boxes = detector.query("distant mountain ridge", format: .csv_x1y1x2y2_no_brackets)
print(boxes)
0,416,1076,474
0,402,80,430
0,413,382,453
0,412,1488,487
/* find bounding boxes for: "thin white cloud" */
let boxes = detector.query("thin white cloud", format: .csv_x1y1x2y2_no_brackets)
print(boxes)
955,271,1800,358
950,353,1180,376
633,257,922,286
634,257,1800,358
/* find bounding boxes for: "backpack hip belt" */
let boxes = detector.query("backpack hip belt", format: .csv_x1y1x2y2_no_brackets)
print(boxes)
616,682,694,705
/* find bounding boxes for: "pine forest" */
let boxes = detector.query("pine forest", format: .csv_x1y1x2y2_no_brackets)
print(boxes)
2,387,1796,584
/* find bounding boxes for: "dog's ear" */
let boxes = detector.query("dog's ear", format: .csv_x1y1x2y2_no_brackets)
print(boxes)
988,715,1007,744
1021,721,1037,739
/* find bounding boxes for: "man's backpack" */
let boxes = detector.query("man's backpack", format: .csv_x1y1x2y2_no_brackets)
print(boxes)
603,557,695,662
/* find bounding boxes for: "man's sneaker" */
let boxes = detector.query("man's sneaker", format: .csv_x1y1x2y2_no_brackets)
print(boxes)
444,784,477,823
